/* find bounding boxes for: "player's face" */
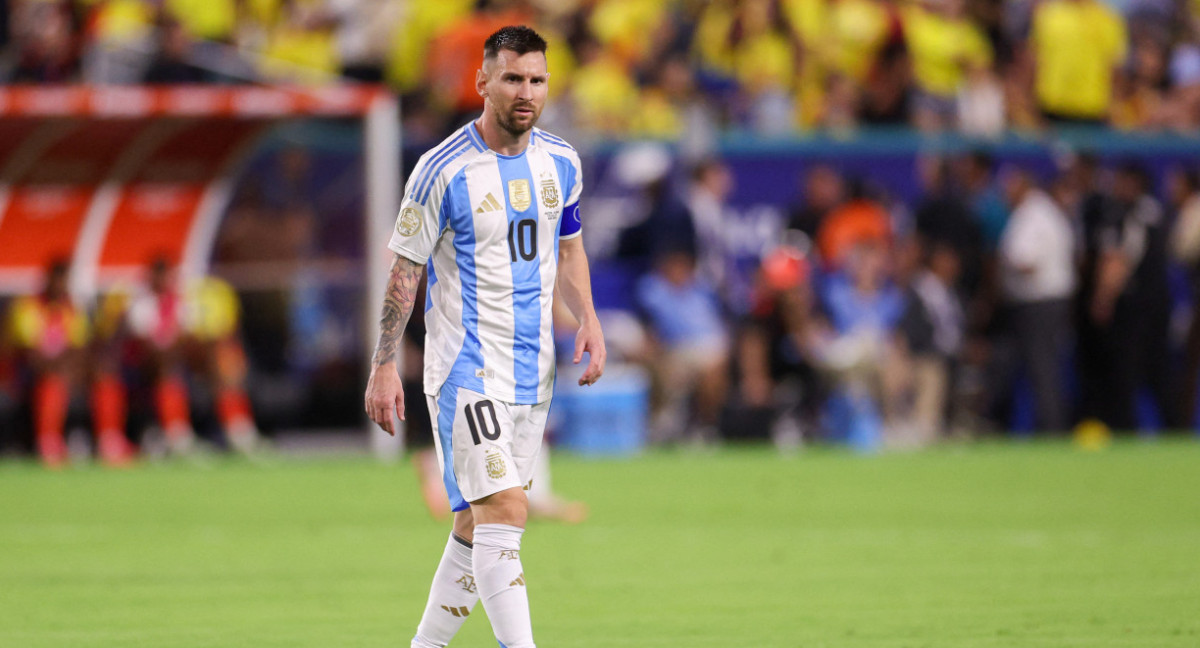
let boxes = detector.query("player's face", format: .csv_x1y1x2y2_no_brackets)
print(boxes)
480,49,549,136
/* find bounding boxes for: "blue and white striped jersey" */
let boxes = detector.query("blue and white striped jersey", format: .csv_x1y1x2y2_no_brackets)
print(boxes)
388,122,582,405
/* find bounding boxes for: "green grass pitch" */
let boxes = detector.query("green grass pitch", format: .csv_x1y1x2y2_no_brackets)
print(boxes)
2,440,1199,647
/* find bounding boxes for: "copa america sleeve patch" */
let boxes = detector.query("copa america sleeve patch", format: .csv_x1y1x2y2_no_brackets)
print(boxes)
559,201,581,237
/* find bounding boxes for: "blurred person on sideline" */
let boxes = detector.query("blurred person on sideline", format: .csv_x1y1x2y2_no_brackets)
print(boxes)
685,157,785,317
127,259,198,453
1082,163,1173,431
815,179,892,271
995,167,1076,432
912,156,985,294
635,247,730,446
899,240,965,443
960,152,1009,252
1169,169,1200,426
1029,0,1127,125
737,242,823,449
788,165,846,241
363,27,605,648
813,238,909,449
128,260,262,454
6,261,133,467
188,275,263,451
0,302,19,453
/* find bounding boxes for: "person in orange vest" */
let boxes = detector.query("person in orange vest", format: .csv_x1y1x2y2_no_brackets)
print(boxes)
7,261,134,467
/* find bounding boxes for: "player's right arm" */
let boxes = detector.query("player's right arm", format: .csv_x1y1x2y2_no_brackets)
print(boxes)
365,252,424,435
368,137,447,433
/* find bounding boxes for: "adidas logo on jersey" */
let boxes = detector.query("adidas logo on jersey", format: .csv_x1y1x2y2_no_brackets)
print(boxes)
475,193,502,214
509,573,525,587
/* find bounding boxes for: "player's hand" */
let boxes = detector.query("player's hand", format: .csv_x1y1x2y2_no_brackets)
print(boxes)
365,363,405,435
574,318,606,386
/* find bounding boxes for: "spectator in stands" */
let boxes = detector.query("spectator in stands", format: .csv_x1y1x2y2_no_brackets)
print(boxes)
631,54,698,141
635,248,730,446
857,0,911,126
725,0,801,134
328,0,400,82
6,261,133,467
568,32,639,135
1083,163,1173,431
996,167,1076,432
1030,0,1128,125
81,0,158,84
258,0,340,84
904,0,993,131
164,0,236,43
425,0,533,121
8,0,79,83
1113,28,1171,129
143,16,207,84
1168,22,1200,130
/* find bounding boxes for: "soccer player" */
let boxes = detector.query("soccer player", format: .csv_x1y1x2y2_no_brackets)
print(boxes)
7,261,134,467
364,25,606,648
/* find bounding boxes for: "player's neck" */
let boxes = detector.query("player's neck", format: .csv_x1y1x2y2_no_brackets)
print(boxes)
474,116,530,157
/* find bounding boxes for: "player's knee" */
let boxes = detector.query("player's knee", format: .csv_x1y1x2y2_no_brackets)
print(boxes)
472,488,528,528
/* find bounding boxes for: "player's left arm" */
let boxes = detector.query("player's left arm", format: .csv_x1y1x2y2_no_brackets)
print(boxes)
557,235,606,386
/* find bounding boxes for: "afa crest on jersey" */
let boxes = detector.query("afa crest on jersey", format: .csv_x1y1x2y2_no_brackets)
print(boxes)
540,177,559,210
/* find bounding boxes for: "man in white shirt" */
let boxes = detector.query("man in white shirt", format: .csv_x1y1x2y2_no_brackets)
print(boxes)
998,167,1076,432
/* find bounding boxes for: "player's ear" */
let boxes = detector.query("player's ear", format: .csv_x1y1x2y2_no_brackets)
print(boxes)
476,68,488,98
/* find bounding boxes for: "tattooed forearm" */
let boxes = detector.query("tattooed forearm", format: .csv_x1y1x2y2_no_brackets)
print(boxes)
372,254,424,368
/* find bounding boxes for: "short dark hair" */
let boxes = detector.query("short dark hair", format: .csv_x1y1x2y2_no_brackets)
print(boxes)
484,25,547,59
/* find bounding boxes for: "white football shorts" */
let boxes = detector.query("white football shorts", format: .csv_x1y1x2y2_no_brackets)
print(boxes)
427,385,550,512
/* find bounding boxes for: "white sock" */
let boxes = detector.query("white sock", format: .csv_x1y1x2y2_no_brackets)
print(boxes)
411,534,478,648
472,524,535,648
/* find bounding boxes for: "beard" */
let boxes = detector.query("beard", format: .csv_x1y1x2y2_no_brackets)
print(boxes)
495,102,540,136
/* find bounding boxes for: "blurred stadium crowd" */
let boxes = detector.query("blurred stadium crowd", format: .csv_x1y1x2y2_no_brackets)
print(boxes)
4,0,1200,134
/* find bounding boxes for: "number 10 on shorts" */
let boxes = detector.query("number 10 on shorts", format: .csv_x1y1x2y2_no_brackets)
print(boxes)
465,400,502,445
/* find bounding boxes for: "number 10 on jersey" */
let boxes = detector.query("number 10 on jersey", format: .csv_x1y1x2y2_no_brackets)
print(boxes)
508,218,537,262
